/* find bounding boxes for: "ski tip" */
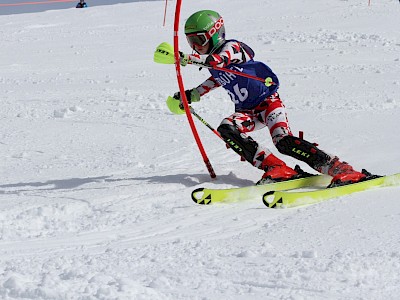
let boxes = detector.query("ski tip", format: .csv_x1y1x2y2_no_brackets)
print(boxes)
262,191,277,208
191,188,212,205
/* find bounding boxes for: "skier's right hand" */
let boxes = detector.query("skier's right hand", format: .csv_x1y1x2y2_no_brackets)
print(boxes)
166,89,200,115
173,88,200,105
166,96,185,115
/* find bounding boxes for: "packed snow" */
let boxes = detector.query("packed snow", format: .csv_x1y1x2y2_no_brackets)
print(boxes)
0,0,399,299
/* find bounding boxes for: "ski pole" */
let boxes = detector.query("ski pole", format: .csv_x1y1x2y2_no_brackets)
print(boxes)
154,43,276,87
189,107,222,140
190,107,246,162
192,63,276,87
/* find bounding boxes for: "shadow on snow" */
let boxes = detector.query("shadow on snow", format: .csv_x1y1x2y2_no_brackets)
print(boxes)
0,172,254,194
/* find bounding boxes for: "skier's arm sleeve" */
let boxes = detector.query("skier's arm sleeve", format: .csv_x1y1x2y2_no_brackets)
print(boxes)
195,76,221,96
188,41,250,68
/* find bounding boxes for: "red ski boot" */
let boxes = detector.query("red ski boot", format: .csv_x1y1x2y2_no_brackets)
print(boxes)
327,157,366,187
257,154,299,185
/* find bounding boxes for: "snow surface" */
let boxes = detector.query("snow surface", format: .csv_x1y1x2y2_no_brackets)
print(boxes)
0,0,399,299
0,0,159,16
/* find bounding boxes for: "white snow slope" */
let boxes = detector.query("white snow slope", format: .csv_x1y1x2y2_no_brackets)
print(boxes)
0,0,399,299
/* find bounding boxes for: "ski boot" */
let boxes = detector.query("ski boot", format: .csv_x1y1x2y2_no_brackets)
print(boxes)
257,154,300,185
327,157,375,187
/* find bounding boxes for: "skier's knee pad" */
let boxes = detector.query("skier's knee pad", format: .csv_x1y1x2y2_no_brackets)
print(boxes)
275,135,330,169
217,124,258,163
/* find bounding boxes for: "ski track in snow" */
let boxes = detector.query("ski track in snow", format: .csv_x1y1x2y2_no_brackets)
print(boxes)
0,0,399,299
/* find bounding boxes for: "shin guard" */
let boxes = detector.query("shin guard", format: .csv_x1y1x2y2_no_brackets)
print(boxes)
276,135,331,170
217,124,258,164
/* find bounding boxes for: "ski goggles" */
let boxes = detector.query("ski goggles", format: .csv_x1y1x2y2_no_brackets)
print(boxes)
186,17,224,49
186,32,209,49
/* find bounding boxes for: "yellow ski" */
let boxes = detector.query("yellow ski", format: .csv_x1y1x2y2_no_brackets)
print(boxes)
191,175,331,205
263,173,400,208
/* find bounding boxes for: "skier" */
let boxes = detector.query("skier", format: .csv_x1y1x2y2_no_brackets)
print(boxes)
167,10,371,187
76,0,88,8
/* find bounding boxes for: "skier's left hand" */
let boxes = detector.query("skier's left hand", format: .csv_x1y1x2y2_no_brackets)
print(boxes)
179,52,189,66
153,42,189,66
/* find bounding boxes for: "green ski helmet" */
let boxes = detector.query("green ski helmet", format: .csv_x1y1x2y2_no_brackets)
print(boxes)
184,10,225,53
